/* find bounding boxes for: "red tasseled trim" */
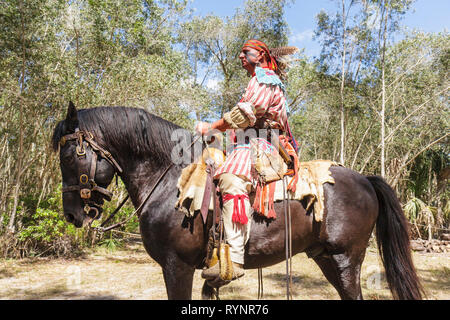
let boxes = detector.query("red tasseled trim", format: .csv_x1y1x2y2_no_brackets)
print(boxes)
261,184,267,215
252,135,301,221
252,183,262,213
267,182,277,219
253,183,268,215
223,194,249,225
253,181,277,219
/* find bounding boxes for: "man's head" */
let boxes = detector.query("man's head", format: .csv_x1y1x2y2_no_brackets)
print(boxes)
239,39,277,74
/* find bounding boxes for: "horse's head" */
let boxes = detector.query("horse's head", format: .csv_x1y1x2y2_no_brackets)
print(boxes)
52,102,121,227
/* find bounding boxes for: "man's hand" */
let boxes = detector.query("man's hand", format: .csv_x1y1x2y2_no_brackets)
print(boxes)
195,118,230,135
195,121,212,135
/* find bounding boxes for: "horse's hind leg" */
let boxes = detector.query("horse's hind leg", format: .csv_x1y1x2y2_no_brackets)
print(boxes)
161,256,195,300
313,252,364,300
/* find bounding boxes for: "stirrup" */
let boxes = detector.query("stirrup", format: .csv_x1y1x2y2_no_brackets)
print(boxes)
201,263,220,280
202,261,244,281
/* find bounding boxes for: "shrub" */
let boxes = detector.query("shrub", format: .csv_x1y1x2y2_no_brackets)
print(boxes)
17,208,83,258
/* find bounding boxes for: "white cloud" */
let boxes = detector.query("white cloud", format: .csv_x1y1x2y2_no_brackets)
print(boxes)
290,29,315,43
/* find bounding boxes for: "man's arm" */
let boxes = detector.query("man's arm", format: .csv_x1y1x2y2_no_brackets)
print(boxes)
195,76,273,135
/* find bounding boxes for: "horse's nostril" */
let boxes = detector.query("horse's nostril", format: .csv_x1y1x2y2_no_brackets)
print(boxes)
66,213,75,223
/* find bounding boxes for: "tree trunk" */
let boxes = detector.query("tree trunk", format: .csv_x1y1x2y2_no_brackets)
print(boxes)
8,0,26,233
339,0,347,165
380,2,389,178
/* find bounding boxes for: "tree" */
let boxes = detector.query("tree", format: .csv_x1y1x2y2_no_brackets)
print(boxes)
0,0,66,232
289,13,449,237
314,0,378,165
371,0,415,177
178,0,292,119
0,0,193,236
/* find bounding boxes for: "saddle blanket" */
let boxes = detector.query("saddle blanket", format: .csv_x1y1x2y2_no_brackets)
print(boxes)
175,145,340,222
270,160,339,222
175,146,226,217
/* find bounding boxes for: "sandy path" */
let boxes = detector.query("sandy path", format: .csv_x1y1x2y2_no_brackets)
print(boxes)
1,243,448,300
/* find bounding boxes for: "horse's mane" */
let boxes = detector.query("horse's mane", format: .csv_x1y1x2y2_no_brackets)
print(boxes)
52,106,189,165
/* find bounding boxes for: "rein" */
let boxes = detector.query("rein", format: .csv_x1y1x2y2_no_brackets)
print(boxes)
94,164,173,233
95,134,203,232
282,176,293,300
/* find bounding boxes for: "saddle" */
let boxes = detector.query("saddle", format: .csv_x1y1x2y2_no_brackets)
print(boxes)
175,136,339,223
175,139,340,286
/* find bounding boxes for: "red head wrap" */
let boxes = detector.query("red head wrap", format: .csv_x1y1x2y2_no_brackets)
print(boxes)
242,39,278,72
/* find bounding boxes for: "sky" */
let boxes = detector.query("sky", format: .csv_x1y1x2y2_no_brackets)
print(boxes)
187,0,450,58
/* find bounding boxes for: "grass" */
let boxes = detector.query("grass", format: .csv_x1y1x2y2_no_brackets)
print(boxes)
0,243,448,300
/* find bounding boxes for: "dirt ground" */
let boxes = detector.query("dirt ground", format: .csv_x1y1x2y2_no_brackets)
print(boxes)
0,241,448,300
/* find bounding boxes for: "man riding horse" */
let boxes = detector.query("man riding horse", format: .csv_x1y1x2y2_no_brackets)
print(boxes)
53,39,424,298
195,39,298,282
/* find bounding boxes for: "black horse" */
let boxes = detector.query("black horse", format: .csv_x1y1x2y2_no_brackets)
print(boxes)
52,102,424,300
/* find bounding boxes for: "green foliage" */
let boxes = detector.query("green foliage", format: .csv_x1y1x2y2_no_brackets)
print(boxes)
407,150,449,199
404,197,440,239
18,208,75,243
288,2,449,238
404,197,430,223
99,236,122,252
14,206,83,258
178,0,292,115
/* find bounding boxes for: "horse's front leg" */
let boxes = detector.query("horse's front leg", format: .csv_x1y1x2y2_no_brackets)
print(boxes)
161,253,195,300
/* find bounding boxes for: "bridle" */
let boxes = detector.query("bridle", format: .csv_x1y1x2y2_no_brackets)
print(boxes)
59,127,203,232
59,128,123,219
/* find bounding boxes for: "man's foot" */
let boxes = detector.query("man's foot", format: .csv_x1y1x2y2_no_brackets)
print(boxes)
201,262,245,280
201,262,220,280
231,262,245,279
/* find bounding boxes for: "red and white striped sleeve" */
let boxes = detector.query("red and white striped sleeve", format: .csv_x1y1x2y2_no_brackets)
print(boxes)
242,77,272,114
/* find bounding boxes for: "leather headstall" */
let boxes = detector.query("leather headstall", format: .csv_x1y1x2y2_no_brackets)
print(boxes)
59,128,123,219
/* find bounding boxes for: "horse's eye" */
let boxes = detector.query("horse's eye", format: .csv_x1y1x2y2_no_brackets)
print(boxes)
62,154,74,165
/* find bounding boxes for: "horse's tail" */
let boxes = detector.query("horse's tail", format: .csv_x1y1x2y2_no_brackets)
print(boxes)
366,175,425,300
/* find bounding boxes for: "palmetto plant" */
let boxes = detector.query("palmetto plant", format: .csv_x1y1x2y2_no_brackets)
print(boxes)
404,197,438,240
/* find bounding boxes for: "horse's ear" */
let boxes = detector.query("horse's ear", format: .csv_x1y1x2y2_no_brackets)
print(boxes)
66,101,79,131
66,101,77,122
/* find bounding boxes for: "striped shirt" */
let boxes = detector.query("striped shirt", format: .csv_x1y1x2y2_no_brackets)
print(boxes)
215,71,288,181
241,75,288,131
